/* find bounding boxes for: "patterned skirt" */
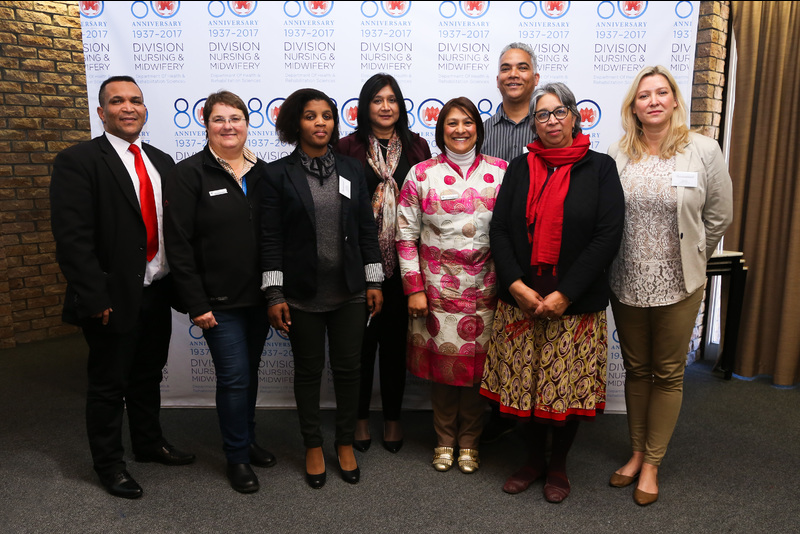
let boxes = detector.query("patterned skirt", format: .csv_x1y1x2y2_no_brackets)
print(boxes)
480,300,607,423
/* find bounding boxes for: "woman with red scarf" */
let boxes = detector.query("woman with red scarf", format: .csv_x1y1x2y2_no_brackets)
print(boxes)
480,82,625,503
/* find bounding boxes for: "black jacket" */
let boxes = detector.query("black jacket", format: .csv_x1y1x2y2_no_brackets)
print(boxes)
50,134,175,330
260,149,382,300
164,145,266,317
490,149,625,315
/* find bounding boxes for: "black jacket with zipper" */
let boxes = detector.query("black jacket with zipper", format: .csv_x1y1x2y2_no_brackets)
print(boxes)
164,144,266,318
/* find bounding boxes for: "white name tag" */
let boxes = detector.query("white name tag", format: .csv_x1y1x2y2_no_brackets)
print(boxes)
441,193,459,201
672,171,698,188
209,188,228,196
339,175,351,199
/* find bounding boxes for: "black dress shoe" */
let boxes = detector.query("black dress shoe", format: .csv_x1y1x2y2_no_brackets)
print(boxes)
353,438,371,452
249,442,277,468
226,463,259,494
100,470,143,499
335,442,360,484
305,469,327,489
382,439,403,454
338,459,360,484
135,443,196,466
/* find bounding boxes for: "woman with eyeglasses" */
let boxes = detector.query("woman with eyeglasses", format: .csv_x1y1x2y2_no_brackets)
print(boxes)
334,73,431,455
607,66,732,506
164,91,276,494
480,82,625,503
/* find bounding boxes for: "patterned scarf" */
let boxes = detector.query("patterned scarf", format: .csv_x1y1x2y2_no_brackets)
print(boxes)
366,133,402,278
525,133,590,273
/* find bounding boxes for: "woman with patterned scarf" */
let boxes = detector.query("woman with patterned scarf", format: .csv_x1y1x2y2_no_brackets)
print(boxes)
480,82,625,503
335,74,431,454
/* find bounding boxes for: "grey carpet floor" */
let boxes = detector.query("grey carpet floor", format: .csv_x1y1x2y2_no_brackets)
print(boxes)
1,334,798,534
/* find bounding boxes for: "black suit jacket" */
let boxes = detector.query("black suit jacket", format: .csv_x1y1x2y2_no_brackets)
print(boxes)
50,133,175,331
260,149,382,300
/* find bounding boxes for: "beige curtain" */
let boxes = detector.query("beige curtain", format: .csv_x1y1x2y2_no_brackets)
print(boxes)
728,2,800,386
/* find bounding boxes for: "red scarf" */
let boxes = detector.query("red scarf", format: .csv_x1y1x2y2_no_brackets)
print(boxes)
525,133,590,273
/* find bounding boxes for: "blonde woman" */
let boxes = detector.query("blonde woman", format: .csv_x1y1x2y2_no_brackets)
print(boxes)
607,66,733,506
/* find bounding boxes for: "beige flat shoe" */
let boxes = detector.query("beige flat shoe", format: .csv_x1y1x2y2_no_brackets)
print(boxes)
457,448,480,474
432,446,454,472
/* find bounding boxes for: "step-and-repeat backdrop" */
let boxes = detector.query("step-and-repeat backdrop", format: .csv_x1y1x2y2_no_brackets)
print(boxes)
80,1,700,412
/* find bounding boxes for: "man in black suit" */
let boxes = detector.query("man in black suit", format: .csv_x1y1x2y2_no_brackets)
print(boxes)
50,75,194,499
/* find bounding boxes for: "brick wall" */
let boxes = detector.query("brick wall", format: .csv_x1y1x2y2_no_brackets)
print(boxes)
692,1,730,139
0,1,732,349
0,1,86,347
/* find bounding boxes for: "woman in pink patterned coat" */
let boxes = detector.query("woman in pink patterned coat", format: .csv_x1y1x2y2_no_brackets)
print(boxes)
396,97,506,474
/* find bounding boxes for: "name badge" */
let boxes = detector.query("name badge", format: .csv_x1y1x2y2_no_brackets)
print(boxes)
672,172,698,188
441,193,459,201
339,175,351,199
209,188,228,197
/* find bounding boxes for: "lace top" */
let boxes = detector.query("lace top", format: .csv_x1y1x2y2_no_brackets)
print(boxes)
610,155,688,307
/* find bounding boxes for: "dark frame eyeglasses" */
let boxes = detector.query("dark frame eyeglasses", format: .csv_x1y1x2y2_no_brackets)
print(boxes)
534,106,569,123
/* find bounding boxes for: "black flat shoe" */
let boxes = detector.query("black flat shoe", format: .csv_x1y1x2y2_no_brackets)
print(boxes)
226,463,259,494
353,438,371,452
249,442,277,468
135,443,196,466
305,470,327,489
100,470,143,499
382,439,403,454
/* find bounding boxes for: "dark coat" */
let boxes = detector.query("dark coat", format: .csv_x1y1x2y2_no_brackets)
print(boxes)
50,134,175,331
260,149,382,300
490,149,625,315
163,145,267,318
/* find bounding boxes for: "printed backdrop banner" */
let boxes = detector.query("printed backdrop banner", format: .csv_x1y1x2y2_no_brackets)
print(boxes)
80,1,700,412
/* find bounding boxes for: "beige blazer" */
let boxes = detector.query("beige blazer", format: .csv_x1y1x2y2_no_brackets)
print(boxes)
608,132,733,294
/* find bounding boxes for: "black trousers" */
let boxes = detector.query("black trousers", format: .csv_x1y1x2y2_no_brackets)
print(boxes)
357,273,408,420
81,280,171,477
288,302,366,448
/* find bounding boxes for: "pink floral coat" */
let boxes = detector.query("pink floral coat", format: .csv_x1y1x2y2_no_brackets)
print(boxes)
396,153,506,386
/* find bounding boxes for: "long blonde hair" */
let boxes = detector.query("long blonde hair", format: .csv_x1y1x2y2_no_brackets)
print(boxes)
619,65,690,162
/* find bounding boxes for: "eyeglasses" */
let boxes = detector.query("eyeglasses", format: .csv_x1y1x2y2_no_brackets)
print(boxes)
534,106,569,123
210,116,245,126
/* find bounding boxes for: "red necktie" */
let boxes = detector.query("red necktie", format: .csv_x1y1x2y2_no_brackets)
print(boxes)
128,144,158,262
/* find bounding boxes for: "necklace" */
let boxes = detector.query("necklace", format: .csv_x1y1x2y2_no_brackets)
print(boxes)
377,138,390,149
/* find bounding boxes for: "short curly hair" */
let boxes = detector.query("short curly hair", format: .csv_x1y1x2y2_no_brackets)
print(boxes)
274,88,340,146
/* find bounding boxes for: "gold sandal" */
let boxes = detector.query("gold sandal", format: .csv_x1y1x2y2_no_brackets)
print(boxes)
432,446,454,472
457,449,480,474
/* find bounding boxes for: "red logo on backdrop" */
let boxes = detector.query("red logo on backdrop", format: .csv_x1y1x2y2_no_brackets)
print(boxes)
271,105,281,123
307,1,332,16
424,107,439,123
418,99,444,129
347,106,358,123
231,0,256,16
384,1,409,16
463,1,487,17
622,1,646,17
577,99,601,130
79,1,102,16
196,107,205,126
543,1,568,17
154,0,179,17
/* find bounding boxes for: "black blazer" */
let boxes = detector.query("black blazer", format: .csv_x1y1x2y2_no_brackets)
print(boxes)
490,149,625,315
260,149,382,300
50,134,175,331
